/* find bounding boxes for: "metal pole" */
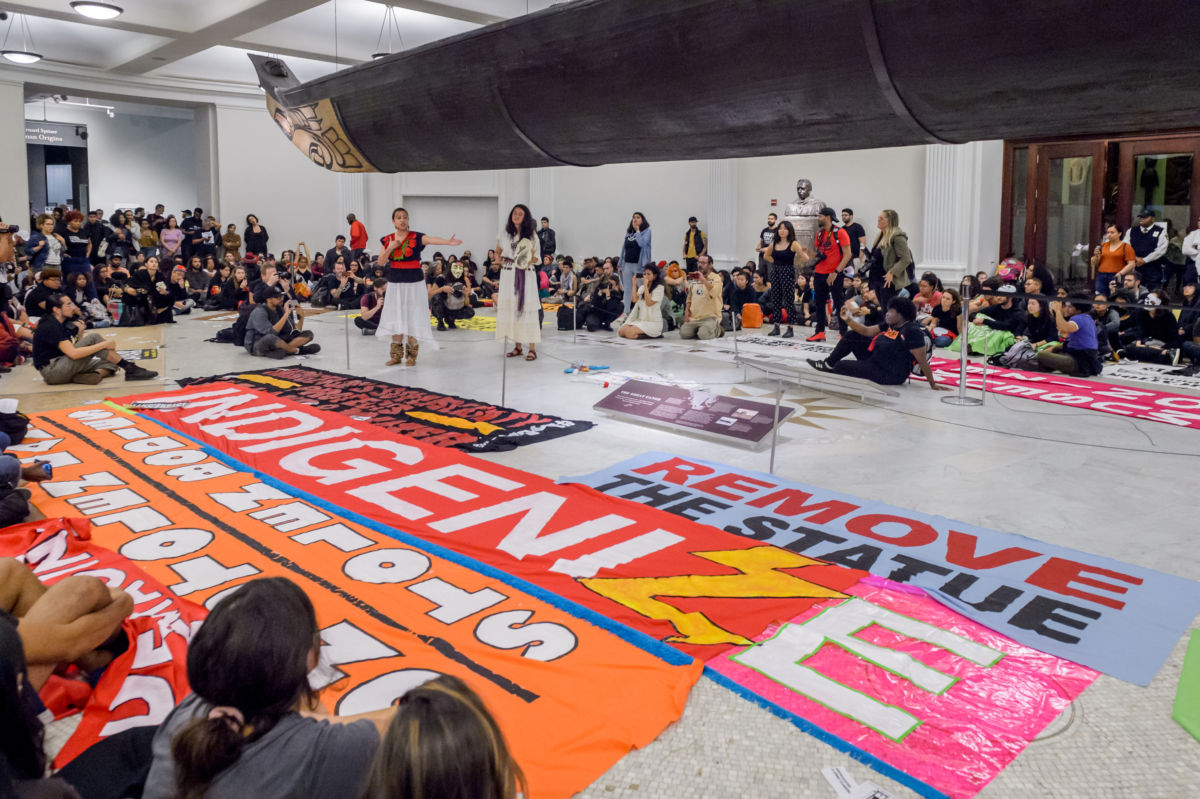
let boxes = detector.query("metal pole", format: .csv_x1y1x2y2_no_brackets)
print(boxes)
572,289,577,345
502,336,508,406
343,308,351,370
768,377,782,474
942,279,983,407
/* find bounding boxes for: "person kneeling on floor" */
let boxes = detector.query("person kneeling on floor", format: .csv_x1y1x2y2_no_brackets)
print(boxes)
32,294,157,384
679,254,724,340
244,285,320,359
809,296,948,390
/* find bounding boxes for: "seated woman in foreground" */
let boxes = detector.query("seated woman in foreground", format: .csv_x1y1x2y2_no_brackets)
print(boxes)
809,296,947,389
619,264,665,339
361,674,526,799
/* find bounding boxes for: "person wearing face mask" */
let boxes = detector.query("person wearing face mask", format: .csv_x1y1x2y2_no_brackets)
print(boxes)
429,259,476,331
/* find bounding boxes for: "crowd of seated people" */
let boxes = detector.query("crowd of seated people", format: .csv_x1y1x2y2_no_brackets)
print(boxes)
4,203,1199,381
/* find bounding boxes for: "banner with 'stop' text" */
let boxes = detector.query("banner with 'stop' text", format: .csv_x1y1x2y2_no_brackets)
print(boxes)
561,453,1200,685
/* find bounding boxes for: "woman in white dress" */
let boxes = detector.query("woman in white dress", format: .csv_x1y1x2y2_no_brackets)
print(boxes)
618,263,665,338
496,204,542,361
377,207,461,367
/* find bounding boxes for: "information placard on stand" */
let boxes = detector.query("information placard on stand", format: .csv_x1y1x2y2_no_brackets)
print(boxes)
593,379,792,449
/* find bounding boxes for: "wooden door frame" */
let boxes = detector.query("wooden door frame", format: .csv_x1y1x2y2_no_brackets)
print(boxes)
1031,142,1105,268
1116,135,1200,230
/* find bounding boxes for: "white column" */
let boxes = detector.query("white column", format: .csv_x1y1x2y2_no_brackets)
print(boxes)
707,158,738,270
528,168,554,222
0,79,30,231
337,172,365,236
921,141,1003,284
194,104,219,217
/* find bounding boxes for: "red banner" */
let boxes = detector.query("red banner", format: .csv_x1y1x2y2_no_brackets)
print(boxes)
116,384,862,659
927,358,1200,429
22,408,702,798
0,517,205,767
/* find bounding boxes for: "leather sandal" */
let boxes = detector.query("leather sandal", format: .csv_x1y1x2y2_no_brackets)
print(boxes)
507,347,523,357
525,350,537,361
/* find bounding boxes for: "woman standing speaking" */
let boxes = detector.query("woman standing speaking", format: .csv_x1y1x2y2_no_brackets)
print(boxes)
618,211,652,313
377,207,460,367
761,220,808,338
496,204,542,360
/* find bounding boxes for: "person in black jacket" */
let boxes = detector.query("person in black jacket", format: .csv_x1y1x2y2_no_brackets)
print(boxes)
1121,290,1181,363
970,284,1022,332
324,236,352,271
1021,296,1056,346
537,217,556,259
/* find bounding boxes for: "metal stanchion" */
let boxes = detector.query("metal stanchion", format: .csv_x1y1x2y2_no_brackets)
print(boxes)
343,310,351,370
942,280,983,407
768,377,783,474
501,336,508,406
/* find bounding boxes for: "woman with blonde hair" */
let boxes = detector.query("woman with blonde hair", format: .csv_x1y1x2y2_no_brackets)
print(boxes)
868,208,915,306
360,674,526,799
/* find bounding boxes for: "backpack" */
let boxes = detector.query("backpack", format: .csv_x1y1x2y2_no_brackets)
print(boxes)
228,304,254,347
992,339,1039,371
556,304,576,330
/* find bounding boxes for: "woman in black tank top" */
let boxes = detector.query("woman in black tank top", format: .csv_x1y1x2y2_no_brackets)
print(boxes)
761,221,808,337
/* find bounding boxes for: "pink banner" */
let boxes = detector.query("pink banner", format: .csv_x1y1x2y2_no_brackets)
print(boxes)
925,357,1200,429
708,578,1097,799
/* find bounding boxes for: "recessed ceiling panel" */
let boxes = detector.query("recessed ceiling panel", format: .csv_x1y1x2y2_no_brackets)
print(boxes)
236,0,478,61
146,45,340,85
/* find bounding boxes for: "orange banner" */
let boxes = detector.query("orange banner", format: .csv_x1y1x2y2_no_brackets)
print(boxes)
21,406,701,799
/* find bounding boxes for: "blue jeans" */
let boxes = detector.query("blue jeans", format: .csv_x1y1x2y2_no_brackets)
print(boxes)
933,334,955,347
1095,273,1118,296
620,261,640,313
0,454,20,490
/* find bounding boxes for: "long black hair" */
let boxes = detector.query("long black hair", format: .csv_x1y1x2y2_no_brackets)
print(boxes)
626,211,649,234
505,204,535,240
642,263,663,292
171,578,319,799
775,220,796,245
0,610,44,783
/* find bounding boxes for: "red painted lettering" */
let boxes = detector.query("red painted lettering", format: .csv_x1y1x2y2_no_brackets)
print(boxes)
843,514,937,548
745,489,859,523
1026,557,1143,610
632,457,716,485
944,531,1040,570
691,473,775,502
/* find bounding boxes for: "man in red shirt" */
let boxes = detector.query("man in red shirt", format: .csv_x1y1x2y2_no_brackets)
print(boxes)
807,207,851,341
347,213,368,262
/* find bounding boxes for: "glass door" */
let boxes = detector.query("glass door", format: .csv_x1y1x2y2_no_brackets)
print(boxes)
1032,142,1104,288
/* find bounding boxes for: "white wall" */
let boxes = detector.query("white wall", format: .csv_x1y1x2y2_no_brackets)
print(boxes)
401,196,498,263
1,80,31,229
23,103,197,217
213,104,341,256
550,160,713,262
737,145,927,264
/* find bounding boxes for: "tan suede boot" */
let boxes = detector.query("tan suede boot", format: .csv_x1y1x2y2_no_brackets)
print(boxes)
386,340,404,366
405,338,419,367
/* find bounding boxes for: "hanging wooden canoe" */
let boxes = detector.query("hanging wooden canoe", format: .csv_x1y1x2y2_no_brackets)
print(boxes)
250,0,1200,174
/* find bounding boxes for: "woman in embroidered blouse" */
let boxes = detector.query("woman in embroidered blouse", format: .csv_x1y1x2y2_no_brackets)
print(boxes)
376,207,460,367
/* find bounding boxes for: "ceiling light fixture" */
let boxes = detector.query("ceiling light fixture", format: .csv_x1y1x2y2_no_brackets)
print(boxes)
1,13,43,64
70,2,124,21
371,5,404,60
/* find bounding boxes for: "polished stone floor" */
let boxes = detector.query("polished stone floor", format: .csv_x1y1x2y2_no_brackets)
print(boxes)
11,308,1200,798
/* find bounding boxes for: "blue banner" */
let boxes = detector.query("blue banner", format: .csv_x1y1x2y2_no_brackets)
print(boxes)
562,452,1200,685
